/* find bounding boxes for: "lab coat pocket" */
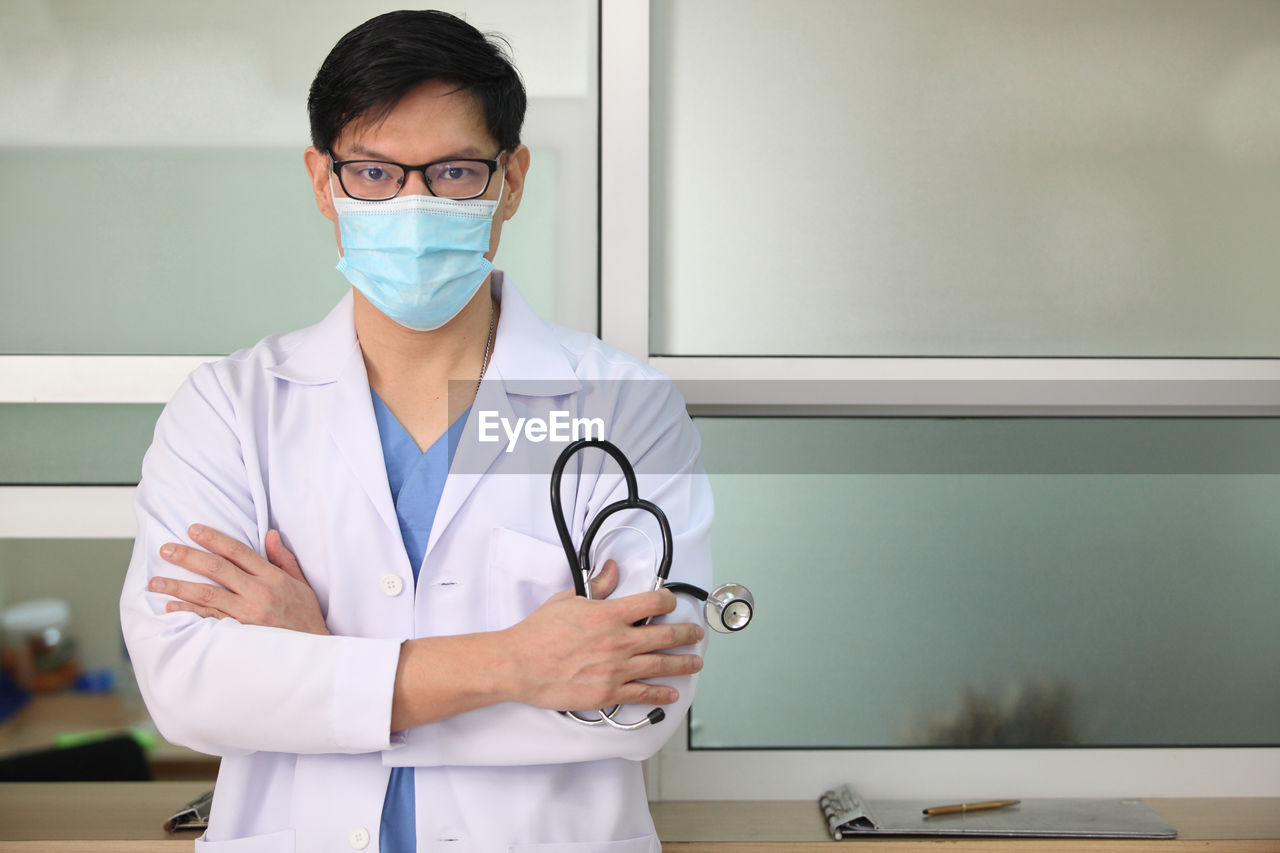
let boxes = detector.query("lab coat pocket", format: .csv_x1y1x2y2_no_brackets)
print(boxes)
194,828,295,852
508,835,658,853
486,526,573,630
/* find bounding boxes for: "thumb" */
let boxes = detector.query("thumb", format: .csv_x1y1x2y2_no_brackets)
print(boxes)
587,559,620,600
265,529,307,583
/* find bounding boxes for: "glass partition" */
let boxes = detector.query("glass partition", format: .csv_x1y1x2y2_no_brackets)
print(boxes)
1,0,595,354
0,405,162,484
0,144,561,355
690,416,1280,748
650,0,1280,357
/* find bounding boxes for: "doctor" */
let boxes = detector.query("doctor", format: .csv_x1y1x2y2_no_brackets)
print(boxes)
120,10,711,853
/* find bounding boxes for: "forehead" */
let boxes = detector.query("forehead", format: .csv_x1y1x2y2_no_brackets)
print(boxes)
336,80,497,160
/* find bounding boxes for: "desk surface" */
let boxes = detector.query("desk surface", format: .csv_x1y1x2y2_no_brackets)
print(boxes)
0,784,1276,852
0,692,215,778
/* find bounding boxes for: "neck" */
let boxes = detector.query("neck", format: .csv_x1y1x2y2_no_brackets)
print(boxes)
354,278,497,448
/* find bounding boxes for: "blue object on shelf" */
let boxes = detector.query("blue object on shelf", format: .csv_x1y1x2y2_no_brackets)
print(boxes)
0,670,32,723
73,668,117,693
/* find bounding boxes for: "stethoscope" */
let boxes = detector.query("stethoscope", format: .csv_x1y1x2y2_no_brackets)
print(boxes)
550,438,754,731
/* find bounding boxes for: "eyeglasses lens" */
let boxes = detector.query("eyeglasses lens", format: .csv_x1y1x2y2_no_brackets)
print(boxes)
338,160,492,201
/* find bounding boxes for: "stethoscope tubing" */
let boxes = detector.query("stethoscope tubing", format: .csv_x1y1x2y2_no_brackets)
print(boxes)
550,438,673,598
550,438,681,730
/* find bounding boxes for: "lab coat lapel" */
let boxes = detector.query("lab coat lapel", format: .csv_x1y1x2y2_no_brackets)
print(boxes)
424,274,581,559
321,350,400,538
267,291,400,538
425,376,518,557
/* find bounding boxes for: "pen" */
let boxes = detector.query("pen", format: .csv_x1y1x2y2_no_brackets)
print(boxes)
923,799,1020,816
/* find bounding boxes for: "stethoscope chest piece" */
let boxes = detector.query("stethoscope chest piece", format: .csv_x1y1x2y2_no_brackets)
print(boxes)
705,583,754,633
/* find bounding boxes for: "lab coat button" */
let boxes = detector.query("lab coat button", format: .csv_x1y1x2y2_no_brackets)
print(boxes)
349,826,370,849
380,574,404,597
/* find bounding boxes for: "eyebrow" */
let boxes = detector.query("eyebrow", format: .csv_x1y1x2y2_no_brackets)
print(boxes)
346,142,493,162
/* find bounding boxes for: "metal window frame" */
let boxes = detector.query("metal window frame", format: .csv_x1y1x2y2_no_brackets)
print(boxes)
601,0,1280,800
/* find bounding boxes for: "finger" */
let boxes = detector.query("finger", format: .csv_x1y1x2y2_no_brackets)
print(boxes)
610,681,681,707
148,576,241,618
624,652,704,682
189,524,267,576
631,621,705,654
265,529,306,582
587,559,620,600
165,600,228,621
159,542,248,594
613,587,678,625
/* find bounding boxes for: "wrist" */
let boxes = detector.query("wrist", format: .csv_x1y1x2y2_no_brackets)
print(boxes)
485,626,526,705
389,632,523,731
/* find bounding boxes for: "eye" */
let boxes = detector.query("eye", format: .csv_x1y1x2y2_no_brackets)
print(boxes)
342,161,402,186
356,164,392,182
433,163,478,183
424,160,491,198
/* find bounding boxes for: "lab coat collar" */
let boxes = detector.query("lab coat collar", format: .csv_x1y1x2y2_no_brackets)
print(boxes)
262,274,584,547
425,272,582,557
265,290,360,386
266,273,582,397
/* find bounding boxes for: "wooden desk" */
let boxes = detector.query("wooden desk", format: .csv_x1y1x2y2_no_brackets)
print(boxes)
0,785,1276,852
0,693,217,780
652,799,1280,851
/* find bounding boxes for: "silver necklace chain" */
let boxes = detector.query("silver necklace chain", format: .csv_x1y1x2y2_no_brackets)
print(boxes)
475,301,496,397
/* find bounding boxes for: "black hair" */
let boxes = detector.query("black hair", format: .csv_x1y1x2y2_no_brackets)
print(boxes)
307,10,526,154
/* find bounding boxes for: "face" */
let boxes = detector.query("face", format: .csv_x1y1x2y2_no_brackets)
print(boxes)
303,79,530,262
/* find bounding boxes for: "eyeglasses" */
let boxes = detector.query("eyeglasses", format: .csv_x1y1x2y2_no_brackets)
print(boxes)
329,151,504,201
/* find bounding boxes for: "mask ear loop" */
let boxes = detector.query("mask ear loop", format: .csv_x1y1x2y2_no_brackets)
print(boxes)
491,154,509,221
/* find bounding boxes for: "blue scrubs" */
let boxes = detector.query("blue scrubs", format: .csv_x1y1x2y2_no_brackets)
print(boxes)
371,390,468,853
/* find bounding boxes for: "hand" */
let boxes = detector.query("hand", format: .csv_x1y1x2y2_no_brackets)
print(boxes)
149,524,329,635
500,559,704,712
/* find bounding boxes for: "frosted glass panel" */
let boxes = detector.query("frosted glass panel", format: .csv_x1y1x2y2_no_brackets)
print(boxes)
0,148,559,354
1,0,594,352
0,405,161,484
691,417,1280,747
651,1,1280,356
0,149,340,354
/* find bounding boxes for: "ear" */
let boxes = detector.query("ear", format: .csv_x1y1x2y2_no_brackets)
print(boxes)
499,144,531,222
304,146,337,223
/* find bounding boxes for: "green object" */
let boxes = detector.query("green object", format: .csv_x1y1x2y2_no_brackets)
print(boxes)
55,725,160,752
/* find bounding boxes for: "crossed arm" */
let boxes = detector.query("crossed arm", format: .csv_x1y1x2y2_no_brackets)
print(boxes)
148,523,704,731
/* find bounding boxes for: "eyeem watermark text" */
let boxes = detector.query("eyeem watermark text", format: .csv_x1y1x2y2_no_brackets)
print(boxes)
477,410,606,453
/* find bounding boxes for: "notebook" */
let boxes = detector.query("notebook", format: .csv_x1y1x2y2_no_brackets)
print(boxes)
819,784,1178,840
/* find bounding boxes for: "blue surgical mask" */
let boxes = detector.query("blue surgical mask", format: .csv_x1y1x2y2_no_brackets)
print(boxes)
332,191,499,331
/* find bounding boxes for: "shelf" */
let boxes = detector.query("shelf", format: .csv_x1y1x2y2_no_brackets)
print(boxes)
0,487,136,538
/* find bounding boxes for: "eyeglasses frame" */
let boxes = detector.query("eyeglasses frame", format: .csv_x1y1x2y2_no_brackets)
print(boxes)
328,150,506,201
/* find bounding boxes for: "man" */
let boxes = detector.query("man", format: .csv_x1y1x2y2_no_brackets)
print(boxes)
120,10,710,852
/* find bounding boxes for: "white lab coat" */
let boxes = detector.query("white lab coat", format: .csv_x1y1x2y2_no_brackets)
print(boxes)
120,274,712,853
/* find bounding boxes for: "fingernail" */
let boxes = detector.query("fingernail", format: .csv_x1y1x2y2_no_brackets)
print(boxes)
665,688,680,703
159,544,175,559
696,626,705,641
189,524,205,538
149,578,164,592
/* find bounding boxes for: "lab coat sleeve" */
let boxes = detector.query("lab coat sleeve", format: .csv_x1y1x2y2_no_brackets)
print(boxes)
383,377,714,767
119,365,403,757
